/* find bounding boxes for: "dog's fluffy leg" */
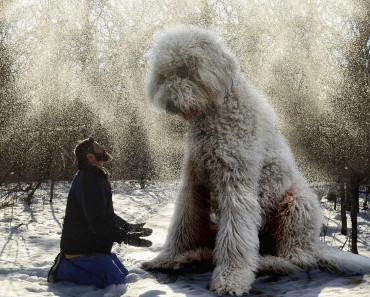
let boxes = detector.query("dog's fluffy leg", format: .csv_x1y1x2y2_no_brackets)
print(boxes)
258,255,303,274
209,183,261,295
274,184,322,270
142,158,212,270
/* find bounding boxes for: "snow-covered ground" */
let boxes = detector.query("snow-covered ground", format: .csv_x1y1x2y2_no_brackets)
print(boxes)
1,181,370,297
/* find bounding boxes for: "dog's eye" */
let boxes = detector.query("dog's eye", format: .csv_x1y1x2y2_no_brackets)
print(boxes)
158,74,166,83
176,65,190,79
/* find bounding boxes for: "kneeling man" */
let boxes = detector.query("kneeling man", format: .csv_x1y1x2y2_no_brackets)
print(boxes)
48,137,152,288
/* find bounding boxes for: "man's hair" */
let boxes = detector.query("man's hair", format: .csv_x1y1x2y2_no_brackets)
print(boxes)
74,137,95,164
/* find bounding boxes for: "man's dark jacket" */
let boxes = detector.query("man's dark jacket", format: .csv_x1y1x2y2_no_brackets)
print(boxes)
60,162,128,255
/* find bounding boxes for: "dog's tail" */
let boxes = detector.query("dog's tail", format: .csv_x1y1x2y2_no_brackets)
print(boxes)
314,242,370,274
259,243,370,275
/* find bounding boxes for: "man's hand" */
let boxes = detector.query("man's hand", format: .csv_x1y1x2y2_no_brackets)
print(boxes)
124,223,153,247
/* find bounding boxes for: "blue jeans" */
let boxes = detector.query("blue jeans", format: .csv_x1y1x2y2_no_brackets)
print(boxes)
56,253,128,288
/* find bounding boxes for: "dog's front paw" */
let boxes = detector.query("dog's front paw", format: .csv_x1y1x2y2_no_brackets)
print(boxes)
209,266,255,296
141,253,181,271
142,248,213,272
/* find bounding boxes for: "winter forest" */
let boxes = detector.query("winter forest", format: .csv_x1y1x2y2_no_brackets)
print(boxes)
1,0,370,296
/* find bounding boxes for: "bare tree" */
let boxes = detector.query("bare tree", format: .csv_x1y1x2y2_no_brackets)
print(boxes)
340,181,348,235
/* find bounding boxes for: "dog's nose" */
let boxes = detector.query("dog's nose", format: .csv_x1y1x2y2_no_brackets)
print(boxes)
176,65,190,79
166,100,180,114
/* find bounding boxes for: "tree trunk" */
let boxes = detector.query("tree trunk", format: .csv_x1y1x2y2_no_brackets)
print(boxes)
362,187,369,210
350,178,360,254
25,181,42,206
50,179,55,203
340,182,347,235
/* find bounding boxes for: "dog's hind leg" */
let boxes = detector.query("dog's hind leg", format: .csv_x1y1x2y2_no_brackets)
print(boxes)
274,185,322,270
258,255,303,274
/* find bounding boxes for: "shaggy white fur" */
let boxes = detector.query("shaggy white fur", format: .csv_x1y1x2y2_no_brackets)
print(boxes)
142,25,370,295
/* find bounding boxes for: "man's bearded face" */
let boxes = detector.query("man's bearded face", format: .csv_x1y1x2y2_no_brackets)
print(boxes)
92,149,112,162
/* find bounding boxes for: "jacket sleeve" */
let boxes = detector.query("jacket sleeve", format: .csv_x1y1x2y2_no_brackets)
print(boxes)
78,172,124,243
113,213,129,231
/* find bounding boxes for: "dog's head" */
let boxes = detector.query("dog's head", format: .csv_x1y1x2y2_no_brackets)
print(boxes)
146,25,238,120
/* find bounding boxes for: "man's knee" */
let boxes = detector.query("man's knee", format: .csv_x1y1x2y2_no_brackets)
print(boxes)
111,253,129,276
55,254,127,288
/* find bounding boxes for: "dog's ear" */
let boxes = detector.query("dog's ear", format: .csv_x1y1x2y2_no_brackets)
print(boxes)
198,38,237,73
195,39,238,103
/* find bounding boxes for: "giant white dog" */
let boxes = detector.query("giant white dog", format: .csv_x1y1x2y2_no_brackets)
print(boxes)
142,25,370,295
